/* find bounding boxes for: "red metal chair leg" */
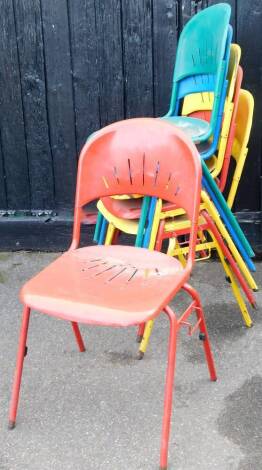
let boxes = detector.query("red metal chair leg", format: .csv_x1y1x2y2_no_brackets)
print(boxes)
183,284,217,381
155,220,165,252
136,323,145,342
202,211,255,305
9,306,31,429
160,306,178,470
112,229,120,244
71,322,86,352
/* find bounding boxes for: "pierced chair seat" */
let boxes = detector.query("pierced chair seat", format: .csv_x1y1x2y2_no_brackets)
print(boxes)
21,245,185,327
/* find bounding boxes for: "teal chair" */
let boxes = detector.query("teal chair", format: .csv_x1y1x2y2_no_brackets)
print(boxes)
163,3,231,144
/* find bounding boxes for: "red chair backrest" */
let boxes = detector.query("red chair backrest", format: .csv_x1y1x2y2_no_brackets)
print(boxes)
72,118,202,270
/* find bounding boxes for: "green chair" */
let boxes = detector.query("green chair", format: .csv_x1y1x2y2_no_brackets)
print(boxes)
163,3,231,143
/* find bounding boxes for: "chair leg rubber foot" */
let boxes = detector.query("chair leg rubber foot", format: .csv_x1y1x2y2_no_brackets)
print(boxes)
253,288,258,292
160,467,167,470
137,351,144,360
8,420,16,430
252,302,258,310
136,335,143,343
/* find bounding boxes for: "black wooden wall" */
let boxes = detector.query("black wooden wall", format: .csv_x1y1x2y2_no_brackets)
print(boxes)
0,0,261,250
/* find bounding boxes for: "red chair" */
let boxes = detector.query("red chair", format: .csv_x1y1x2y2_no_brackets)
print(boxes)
9,118,216,470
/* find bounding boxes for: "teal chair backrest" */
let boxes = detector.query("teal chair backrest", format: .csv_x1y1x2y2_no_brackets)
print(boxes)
175,4,231,80
167,3,231,142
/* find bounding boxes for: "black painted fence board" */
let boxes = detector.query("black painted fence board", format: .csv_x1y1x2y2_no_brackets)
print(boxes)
235,0,262,212
121,0,154,118
181,1,236,38
180,0,194,26
95,0,124,126
0,0,30,210
0,140,7,209
153,0,178,116
41,0,77,210
13,0,55,210
68,0,100,152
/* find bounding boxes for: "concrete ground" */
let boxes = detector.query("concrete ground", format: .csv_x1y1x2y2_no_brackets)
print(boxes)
0,251,261,470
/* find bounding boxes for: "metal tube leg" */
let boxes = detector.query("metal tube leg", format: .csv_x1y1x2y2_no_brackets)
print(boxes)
155,220,165,252
71,322,86,352
138,320,155,359
203,212,257,300
105,223,115,245
196,306,217,382
225,271,253,327
112,229,120,245
213,238,253,327
160,306,178,470
183,284,217,382
136,323,145,343
197,230,209,259
201,205,257,290
9,306,31,429
174,238,187,266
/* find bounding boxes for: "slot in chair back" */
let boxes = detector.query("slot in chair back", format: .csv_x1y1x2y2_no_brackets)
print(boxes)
182,43,241,116
175,27,233,160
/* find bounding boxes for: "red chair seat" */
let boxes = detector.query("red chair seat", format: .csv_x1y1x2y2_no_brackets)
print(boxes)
21,245,185,327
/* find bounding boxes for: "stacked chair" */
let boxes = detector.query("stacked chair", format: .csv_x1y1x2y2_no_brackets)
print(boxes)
9,120,217,470
9,3,258,469
93,3,258,357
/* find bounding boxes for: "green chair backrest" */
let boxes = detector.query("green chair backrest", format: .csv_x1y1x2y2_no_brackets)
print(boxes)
167,3,231,143
174,3,231,81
